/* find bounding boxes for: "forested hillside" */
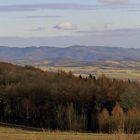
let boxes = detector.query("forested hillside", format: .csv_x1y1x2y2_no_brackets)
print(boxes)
0,62,140,133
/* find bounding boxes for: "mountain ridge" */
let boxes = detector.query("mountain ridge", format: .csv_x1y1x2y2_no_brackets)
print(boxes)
0,45,140,62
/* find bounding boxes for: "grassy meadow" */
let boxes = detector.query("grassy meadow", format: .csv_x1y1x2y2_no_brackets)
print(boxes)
0,126,140,140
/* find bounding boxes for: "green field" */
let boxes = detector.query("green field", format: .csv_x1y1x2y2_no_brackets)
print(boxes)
0,126,139,140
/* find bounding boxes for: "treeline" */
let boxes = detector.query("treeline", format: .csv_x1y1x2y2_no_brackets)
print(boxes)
0,62,140,133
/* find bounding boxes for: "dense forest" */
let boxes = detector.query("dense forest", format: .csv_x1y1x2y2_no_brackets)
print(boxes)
0,62,140,133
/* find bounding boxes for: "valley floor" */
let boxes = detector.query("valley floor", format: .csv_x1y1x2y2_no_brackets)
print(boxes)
0,126,140,140
41,66,140,81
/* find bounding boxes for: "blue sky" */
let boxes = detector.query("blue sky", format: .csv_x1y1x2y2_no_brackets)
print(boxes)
0,0,140,47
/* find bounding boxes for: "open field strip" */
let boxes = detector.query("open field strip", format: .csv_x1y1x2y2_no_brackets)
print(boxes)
0,127,140,140
40,66,140,81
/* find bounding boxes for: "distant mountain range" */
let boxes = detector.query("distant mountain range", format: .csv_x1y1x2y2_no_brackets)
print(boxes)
0,45,140,63
1,45,140,80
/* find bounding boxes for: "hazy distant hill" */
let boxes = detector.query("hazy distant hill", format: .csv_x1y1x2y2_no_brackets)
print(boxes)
0,45,140,62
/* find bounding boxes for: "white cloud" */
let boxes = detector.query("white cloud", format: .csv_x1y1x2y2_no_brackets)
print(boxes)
53,22,77,30
98,0,128,4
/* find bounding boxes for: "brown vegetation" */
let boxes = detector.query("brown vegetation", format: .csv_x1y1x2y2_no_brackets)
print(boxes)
0,62,140,133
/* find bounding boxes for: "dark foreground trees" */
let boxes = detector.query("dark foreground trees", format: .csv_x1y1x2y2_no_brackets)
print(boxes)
0,62,140,133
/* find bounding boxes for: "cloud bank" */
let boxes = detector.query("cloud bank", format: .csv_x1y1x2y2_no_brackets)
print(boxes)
98,0,129,4
27,15,62,19
32,26,46,32
0,3,94,12
0,27,140,48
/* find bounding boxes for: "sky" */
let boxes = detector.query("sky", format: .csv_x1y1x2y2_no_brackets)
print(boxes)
0,0,140,47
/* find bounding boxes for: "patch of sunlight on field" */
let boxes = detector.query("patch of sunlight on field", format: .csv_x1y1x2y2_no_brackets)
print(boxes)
102,69,140,80
105,60,121,64
0,127,140,140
